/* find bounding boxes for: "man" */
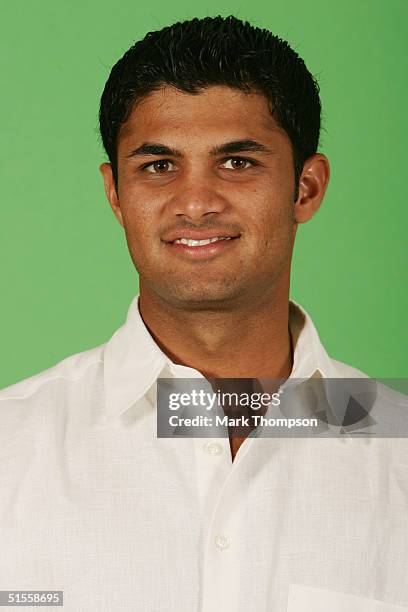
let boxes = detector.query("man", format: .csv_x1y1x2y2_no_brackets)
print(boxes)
0,15,407,612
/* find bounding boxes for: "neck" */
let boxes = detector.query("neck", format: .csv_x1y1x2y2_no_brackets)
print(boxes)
138,281,294,381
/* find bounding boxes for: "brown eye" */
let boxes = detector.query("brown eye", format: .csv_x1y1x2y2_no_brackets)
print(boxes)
221,157,253,170
145,160,175,173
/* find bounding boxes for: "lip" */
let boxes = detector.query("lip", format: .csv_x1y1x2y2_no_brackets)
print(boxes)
165,236,240,260
162,230,241,243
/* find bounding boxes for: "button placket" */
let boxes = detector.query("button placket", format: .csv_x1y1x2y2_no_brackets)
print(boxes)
203,441,223,456
214,532,231,551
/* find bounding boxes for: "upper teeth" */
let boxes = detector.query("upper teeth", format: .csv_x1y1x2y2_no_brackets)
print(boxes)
174,237,232,246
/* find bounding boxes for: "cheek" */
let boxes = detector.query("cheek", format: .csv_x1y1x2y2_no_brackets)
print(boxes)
249,192,294,249
120,193,157,245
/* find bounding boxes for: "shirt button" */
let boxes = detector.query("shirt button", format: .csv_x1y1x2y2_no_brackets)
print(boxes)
215,533,231,550
203,441,223,456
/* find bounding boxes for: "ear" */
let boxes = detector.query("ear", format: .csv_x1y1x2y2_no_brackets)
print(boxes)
99,162,124,227
294,154,330,223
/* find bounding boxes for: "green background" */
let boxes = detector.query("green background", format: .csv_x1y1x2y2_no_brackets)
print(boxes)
1,0,407,389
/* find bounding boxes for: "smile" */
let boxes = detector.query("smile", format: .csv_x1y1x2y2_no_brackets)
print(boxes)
174,237,233,246
166,235,240,260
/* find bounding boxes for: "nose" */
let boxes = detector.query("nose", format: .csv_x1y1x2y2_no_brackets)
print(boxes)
168,171,228,222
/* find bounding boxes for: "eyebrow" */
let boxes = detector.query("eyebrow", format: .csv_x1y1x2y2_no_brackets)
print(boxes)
125,139,274,159
126,143,181,158
210,139,274,156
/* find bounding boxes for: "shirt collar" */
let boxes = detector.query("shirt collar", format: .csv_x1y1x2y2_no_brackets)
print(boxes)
102,294,340,421
288,298,338,380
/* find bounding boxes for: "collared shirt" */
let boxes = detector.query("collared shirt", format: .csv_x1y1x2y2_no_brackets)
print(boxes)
0,296,407,612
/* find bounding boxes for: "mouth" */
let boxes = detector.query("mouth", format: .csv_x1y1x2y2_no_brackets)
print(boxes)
173,236,236,246
164,235,240,259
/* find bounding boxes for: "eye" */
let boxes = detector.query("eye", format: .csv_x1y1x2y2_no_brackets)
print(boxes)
220,157,256,170
144,160,176,173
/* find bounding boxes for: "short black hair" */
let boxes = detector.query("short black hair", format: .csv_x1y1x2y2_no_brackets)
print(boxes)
99,15,321,198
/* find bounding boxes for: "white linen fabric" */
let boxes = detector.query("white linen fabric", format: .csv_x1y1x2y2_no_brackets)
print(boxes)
0,295,407,612
287,585,408,612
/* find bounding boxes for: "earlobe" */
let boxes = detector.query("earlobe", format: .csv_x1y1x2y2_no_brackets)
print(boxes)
294,154,330,224
99,162,124,227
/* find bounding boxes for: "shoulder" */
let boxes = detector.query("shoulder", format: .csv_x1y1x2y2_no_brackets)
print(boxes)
0,343,107,484
329,358,370,378
0,344,107,452
329,357,407,413
0,343,105,405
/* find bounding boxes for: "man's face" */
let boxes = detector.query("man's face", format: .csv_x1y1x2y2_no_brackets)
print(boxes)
101,85,308,309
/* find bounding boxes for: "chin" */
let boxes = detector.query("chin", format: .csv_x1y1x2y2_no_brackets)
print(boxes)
156,281,253,311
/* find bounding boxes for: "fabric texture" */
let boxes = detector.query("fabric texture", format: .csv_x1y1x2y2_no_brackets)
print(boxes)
0,295,407,612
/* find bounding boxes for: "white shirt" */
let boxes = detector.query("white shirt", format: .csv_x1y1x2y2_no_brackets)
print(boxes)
0,295,407,612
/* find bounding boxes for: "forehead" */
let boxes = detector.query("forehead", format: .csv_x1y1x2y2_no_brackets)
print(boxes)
118,85,287,150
